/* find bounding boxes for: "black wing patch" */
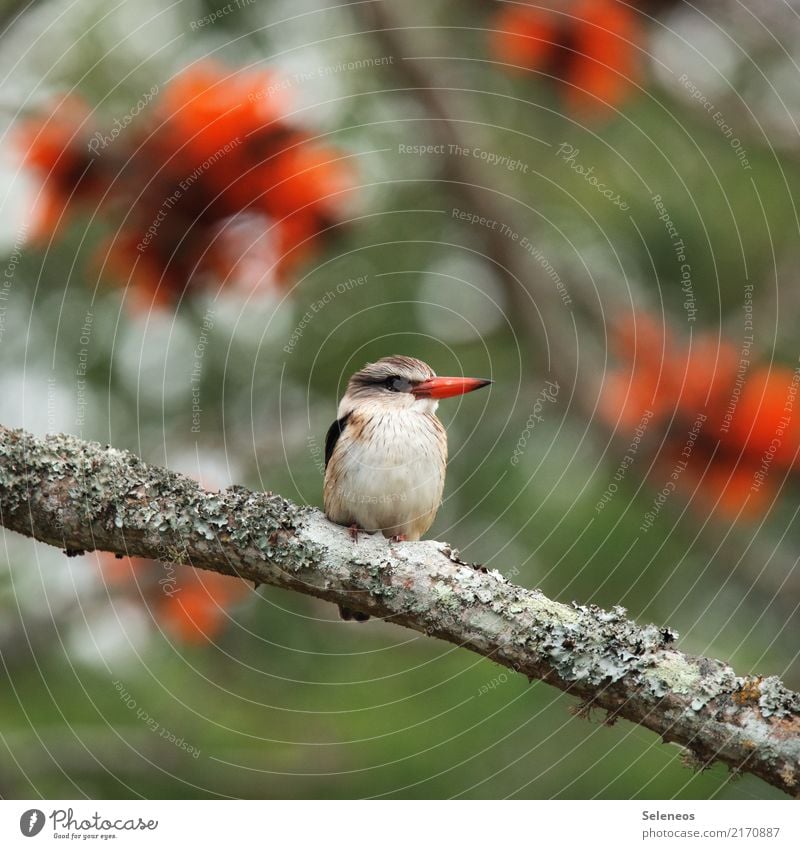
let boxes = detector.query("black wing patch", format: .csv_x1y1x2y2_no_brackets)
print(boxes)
324,413,351,469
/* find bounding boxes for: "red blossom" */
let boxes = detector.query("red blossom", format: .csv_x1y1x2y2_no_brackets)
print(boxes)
97,553,248,643
602,314,800,516
17,62,351,306
489,1,669,116
15,96,109,241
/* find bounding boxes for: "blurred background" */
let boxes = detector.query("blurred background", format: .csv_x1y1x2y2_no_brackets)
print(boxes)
0,0,798,799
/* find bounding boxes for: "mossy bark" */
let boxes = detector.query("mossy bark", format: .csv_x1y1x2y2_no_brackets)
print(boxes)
1,424,798,796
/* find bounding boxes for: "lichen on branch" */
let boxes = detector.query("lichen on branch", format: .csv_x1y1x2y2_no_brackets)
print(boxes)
0,425,798,797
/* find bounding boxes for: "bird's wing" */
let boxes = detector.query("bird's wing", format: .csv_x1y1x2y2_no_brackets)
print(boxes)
324,413,351,469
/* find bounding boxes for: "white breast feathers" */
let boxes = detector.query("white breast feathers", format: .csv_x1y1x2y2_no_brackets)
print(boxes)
323,408,447,540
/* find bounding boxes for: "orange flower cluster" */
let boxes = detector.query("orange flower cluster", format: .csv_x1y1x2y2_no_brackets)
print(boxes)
489,1,671,116
17,62,350,307
99,553,248,644
16,96,108,238
601,314,800,517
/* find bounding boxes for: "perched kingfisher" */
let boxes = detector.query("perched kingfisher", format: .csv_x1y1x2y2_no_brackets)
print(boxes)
323,355,492,621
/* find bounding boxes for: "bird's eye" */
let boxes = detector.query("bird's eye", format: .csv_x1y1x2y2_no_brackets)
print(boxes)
385,376,411,393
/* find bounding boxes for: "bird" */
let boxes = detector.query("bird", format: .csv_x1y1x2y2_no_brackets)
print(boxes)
323,355,492,621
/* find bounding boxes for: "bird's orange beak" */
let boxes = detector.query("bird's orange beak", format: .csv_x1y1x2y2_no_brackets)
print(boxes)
412,376,493,400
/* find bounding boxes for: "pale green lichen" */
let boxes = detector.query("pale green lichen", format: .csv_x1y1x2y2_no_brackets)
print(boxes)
519,602,676,688
467,608,509,639
643,652,701,697
432,581,461,612
4,424,800,797
0,426,317,581
758,675,800,718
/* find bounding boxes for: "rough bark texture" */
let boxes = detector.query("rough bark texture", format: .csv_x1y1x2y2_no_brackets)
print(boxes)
1,424,799,796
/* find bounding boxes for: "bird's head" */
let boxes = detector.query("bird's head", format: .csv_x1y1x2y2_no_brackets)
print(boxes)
339,355,492,417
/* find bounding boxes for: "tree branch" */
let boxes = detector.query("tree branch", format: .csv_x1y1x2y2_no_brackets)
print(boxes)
1,425,799,795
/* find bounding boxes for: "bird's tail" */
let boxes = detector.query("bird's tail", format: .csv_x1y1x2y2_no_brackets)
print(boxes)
338,605,370,622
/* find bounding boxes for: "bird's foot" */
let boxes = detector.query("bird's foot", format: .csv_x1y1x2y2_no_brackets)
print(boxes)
348,523,362,542
389,533,408,543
